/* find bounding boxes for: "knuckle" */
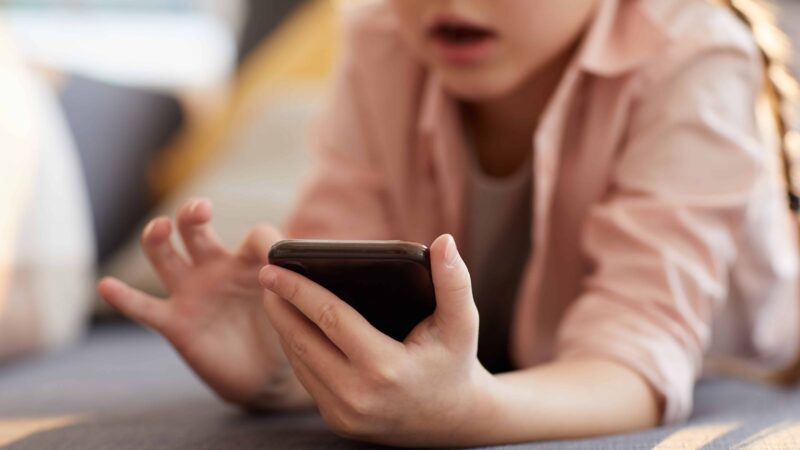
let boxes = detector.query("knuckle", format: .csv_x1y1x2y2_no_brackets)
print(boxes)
316,303,340,333
346,394,376,420
322,397,383,440
322,408,359,438
367,362,401,389
344,393,378,424
286,330,308,358
275,275,301,302
446,282,472,299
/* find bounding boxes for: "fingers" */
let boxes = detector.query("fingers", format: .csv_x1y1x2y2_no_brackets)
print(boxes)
141,218,190,290
279,342,339,414
98,277,170,332
430,234,479,347
176,198,228,264
263,291,349,377
260,265,402,364
237,224,284,264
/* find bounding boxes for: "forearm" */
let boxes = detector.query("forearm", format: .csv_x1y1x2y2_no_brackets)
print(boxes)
464,358,662,446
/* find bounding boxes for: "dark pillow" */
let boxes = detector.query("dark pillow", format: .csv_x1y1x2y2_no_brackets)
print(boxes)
238,0,304,63
60,75,183,262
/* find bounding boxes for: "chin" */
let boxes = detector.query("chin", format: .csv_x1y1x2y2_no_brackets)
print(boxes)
435,65,526,102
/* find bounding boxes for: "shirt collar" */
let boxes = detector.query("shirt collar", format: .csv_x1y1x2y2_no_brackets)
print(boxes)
418,0,671,133
577,0,671,77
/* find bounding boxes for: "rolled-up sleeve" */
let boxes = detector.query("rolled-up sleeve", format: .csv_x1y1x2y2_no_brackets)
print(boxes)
555,46,767,424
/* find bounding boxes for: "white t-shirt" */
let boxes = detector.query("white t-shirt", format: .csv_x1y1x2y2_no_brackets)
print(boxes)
464,147,533,373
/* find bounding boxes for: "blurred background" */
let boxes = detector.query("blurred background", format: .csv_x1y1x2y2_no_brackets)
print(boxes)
1,0,800,361
0,0,345,360
3,0,327,259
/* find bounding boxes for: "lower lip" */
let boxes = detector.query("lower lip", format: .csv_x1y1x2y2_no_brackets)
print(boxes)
430,36,498,66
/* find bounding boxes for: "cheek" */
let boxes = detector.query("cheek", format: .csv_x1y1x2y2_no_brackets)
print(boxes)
501,0,599,60
387,0,427,52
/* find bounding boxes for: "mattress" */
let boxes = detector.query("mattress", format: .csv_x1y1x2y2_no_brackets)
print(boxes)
2,323,800,449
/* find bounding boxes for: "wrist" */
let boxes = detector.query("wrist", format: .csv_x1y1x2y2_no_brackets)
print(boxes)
443,364,506,447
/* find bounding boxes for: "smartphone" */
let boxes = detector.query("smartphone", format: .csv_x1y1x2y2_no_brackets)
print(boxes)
268,240,436,341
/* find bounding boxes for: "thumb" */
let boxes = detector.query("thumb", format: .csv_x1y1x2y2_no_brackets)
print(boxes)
430,234,479,345
237,224,284,264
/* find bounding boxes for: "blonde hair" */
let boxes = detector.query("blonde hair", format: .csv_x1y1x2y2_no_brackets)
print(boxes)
719,0,800,384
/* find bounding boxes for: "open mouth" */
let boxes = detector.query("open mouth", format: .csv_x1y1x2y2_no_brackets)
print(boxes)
430,22,497,46
426,15,499,65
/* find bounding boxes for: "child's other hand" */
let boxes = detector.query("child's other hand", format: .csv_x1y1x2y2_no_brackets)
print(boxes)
259,234,495,447
98,199,304,408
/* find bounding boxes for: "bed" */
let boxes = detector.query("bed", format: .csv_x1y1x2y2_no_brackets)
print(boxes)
2,323,800,449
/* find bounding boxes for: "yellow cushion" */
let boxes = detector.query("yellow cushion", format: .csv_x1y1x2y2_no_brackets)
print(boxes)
150,0,340,197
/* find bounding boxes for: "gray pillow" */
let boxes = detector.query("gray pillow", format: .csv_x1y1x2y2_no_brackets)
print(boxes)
60,75,183,262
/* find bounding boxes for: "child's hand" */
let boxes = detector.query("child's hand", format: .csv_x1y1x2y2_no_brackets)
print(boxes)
259,234,496,447
98,199,306,408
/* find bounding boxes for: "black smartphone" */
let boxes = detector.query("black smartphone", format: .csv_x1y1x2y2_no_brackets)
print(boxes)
268,240,436,341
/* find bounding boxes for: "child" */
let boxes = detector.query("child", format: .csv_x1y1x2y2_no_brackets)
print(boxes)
98,0,800,446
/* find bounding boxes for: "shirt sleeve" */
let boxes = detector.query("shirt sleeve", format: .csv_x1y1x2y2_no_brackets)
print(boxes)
282,17,394,241
555,46,767,424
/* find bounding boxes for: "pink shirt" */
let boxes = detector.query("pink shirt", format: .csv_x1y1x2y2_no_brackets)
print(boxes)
283,0,800,424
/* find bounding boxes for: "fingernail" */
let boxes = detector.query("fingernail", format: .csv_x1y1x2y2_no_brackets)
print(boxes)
144,221,156,237
98,277,123,299
190,200,202,215
261,269,277,289
444,235,460,269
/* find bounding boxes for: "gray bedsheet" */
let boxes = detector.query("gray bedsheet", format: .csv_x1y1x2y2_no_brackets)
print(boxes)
2,324,800,449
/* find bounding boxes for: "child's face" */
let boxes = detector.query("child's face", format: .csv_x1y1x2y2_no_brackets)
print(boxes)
389,0,598,100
